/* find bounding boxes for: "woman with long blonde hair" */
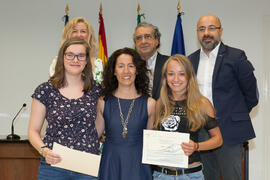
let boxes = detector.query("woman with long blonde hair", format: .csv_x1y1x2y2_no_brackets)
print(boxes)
153,54,222,180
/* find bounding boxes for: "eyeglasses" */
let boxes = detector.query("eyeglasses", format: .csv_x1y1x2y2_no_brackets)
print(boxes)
135,34,153,42
197,25,221,33
64,53,87,62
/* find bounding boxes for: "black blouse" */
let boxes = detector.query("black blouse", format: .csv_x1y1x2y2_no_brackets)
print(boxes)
158,100,217,164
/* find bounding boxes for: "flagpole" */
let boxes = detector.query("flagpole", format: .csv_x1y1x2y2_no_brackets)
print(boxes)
99,2,103,15
137,3,140,15
177,0,181,14
137,3,141,24
64,4,69,25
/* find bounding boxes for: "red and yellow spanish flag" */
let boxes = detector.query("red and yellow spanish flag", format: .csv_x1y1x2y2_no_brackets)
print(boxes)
98,3,108,65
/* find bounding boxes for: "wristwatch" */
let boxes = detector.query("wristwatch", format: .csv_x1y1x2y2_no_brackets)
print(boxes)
39,145,47,156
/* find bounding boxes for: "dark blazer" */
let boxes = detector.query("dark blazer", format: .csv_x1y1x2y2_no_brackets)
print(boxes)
188,43,259,145
152,53,169,100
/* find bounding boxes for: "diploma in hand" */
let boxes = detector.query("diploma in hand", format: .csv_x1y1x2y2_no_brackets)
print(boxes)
52,142,101,177
142,130,190,168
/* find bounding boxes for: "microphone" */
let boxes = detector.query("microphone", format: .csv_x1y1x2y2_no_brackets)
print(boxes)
6,103,27,140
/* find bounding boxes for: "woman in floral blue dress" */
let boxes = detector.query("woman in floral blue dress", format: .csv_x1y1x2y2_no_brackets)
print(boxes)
28,38,100,180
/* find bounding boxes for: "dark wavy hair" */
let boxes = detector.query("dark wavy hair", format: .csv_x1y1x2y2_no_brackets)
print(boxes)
102,47,150,100
50,37,93,92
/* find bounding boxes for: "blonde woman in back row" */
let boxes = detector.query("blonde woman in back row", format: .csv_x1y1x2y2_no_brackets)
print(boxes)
50,17,103,84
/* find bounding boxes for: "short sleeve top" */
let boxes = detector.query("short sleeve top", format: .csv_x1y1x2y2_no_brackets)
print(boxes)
158,100,218,164
32,81,101,154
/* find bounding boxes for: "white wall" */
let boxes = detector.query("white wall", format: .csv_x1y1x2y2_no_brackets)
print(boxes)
262,15,270,179
0,0,269,179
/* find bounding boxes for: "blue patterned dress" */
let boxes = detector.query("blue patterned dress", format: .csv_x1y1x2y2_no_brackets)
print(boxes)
32,81,101,154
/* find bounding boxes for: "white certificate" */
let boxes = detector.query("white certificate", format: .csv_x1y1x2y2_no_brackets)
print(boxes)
52,142,101,177
142,129,190,168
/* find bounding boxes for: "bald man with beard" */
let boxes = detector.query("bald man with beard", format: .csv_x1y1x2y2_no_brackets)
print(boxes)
188,14,259,180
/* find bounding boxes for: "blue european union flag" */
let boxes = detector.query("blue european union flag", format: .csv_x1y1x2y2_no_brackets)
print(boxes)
171,13,185,56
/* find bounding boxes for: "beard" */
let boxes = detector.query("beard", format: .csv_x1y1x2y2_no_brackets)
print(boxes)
199,35,220,51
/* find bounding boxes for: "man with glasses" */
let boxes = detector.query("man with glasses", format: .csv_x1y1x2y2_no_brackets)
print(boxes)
188,14,259,180
133,22,169,100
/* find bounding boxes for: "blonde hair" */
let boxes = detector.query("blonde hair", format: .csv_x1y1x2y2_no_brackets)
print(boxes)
60,17,97,57
154,54,208,131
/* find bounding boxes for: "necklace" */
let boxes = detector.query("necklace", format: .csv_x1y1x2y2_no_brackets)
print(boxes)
117,97,135,139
